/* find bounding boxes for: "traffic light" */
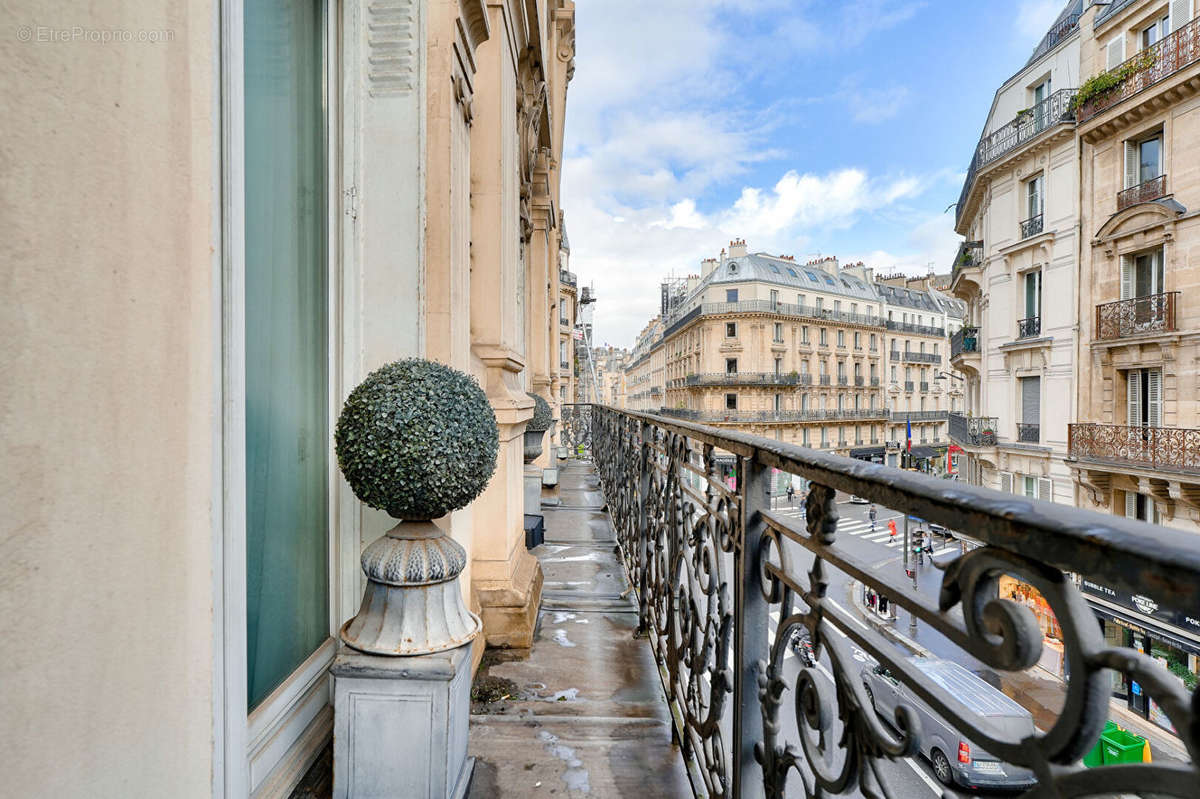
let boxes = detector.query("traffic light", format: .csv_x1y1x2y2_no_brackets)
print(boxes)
905,568,915,579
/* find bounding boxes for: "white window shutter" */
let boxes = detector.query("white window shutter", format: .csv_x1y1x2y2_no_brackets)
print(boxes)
1120,255,1133,300
1128,370,1142,426
1107,36,1125,70
1000,472,1013,494
1038,478,1053,503
1125,140,1139,190
1171,0,1193,32
1125,491,1138,519
1148,369,1162,427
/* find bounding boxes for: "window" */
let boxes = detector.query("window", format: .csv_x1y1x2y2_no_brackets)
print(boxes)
819,359,828,375
801,394,809,411
891,365,897,381
774,357,782,375
905,366,912,381
773,322,783,342
870,364,877,380
1023,270,1042,320
854,332,861,348
1127,368,1163,427
819,328,828,345
1126,491,1158,523
1025,174,1043,220
798,293,805,306
870,333,876,350
786,267,798,277
1125,132,1162,188
726,288,739,303
774,393,782,411
1105,34,1126,71
805,271,820,282
834,300,842,313
854,362,862,378
1142,13,1169,49
726,393,738,410
800,360,809,375
802,428,810,446
726,322,737,338
851,303,858,316
801,325,809,343
726,358,738,374
837,361,846,378
837,330,845,347
1121,246,1165,299
816,297,824,312
919,341,925,353
770,289,779,307
769,264,780,274
244,0,330,711
1021,376,1041,427
1031,77,1051,129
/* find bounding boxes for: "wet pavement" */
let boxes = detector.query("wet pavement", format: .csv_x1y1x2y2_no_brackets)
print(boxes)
467,460,692,798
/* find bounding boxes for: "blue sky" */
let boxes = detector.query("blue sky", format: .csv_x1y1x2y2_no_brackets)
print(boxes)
561,0,1072,347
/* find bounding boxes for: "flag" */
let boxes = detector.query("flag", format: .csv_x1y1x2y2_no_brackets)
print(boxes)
906,417,912,453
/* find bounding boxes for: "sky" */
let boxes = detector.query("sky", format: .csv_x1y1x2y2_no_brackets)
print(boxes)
560,0,1072,348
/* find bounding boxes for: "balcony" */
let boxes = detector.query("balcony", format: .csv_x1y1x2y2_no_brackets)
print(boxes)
837,376,848,386
870,377,880,386
559,269,577,287
1020,213,1044,239
1096,292,1179,340
547,404,1200,798
956,88,1077,228
1018,316,1042,339
919,381,930,392
890,410,948,422
949,411,998,447
1077,17,1200,123
684,372,803,387
903,380,914,392
800,373,812,386
854,376,864,387
819,375,831,386
664,298,885,331
658,407,888,424
889,350,901,361
903,351,940,364
559,359,570,370
950,326,979,359
1069,422,1200,472
885,319,945,337
559,316,570,329
1017,422,1040,444
1118,174,1168,211
950,240,984,287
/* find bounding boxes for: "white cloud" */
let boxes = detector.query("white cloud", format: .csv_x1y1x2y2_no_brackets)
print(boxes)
1015,0,1062,43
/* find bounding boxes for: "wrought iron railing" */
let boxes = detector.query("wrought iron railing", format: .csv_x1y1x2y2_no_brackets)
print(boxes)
1078,17,1200,123
885,320,945,337
1096,292,1179,340
1118,174,1168,210
659,408,889,424
563,404,1200,798
890,410,948,422
685,372,802,387
919,381,930,392
1021,213,1044,239
559,359,570,370
1069,422,1200,472
950,240,984,286
903,380,914,392
665,299,883,331
1017,422,1040,443
956,89,1077,228
560,269,577,287
950,326,979,359
901,351,940,364
949,412,998,447
1018,316,1042,339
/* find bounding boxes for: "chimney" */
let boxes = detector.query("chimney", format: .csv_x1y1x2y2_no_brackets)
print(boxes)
700,257,718,278
728,238,747,257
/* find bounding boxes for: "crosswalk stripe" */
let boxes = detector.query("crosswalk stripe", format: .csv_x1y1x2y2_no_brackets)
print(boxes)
862,532,893,543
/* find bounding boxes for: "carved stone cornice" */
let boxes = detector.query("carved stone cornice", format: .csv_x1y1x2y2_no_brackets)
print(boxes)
458,0,490,54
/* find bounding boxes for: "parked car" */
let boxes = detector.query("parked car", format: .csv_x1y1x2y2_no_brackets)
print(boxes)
860,658,1037,791
848,495,868,504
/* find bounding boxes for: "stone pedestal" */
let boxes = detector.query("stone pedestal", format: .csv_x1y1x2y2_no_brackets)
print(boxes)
524,463,543,514
332,645,474,799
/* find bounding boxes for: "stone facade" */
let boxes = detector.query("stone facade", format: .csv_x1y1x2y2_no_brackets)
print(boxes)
950,2,1082,505
0,0,575,795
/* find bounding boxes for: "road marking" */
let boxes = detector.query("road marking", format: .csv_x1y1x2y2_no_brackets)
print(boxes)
828,599,870,632
903,756,943,794
863,532,893,543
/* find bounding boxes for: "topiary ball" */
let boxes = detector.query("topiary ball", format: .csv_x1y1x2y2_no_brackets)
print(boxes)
335,359,499,520
527,394,552,432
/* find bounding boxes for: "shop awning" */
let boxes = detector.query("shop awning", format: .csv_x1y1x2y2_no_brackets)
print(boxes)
850,446,885,460
1090,602,1200,658
908,445,939,459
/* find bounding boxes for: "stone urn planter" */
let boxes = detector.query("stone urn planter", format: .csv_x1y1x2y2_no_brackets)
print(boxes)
523,394,552,464
334,357,498,654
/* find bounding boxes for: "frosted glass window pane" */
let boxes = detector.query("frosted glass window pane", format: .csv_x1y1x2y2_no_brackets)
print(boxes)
244,0,329,711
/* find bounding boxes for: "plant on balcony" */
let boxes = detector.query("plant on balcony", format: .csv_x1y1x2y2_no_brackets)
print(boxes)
1071,49,1156,112
527,393,552,432
335,358,499,520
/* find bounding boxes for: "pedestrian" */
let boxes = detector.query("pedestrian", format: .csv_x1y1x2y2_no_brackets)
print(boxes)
868,503,877,531
887,518,897,543
786,484,795,507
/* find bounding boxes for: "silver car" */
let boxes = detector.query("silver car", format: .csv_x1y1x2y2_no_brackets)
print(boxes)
861,657,1038,791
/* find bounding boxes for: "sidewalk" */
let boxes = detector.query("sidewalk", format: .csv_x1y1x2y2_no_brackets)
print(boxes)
467,460,691,798
847,578,1192,765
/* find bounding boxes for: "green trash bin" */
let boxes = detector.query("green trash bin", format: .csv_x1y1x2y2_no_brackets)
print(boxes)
1101,728,1146,765
1083,721,1119,767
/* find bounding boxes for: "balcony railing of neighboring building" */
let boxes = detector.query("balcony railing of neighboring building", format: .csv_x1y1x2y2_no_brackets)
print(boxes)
950,240,984,285
889,350,901,361
1069,422,1200,472
560,360,570,370
800,374,812,386
884,319,946,337
665,299,884,332
870,377,880,386
658,407,889,424
854,376,864,387
1017,422,1041,443
956,88,1077,227
650,386,661,396
1117,174,1168,211
919,381,930,392
903,351,941,364
1020,213,1044,239
1096,292,1179,340
559,269,577,287
904,380,914,392
1077,17,1200,123
837,376,848,386
820,375,831,386
684,372,805,387
950,325,980,359
559,316,570,328
1018,316,1042,339
890,410,948,422
556,403,1200,799
949,411,999,447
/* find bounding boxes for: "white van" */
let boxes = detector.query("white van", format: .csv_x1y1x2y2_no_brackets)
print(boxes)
861,657,1038,790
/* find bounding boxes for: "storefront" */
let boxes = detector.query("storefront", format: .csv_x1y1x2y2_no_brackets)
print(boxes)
1082,578,1200,732
999,575,1066,676
849,445,885,464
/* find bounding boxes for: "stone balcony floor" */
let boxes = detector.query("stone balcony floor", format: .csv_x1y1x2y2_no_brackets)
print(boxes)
466,460,691,798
